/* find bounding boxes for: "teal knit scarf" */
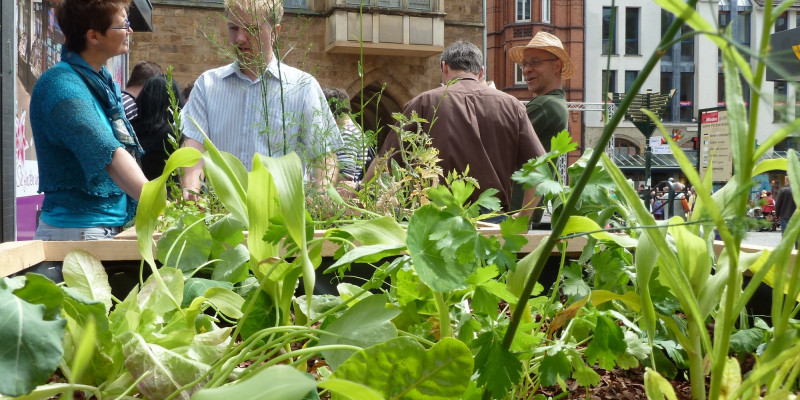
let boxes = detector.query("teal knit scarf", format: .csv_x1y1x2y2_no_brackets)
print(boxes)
61,48,144,159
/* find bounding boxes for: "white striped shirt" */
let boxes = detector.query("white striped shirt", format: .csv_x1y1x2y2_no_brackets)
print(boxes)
181,58,340,170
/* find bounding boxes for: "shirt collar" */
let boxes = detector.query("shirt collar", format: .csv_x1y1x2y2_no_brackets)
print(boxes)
225,57,281,82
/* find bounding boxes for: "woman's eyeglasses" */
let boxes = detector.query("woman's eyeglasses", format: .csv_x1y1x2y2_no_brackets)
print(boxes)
108,19,131,31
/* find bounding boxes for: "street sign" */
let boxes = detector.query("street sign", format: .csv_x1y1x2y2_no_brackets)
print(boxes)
698,108,733,182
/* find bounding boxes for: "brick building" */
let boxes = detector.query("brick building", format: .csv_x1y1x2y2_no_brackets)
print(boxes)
129,0,484,144
485,0,584,164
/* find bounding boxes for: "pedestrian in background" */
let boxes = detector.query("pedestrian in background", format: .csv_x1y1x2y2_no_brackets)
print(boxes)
131,75,185,180
775,176,796,237
122,60,162,121
323,87,372,184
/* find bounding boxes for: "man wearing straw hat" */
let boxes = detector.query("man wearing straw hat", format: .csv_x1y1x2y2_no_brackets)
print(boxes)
508,31,575,152
508,31,575,225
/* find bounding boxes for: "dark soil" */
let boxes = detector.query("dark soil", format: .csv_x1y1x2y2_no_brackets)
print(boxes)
535,366,692,400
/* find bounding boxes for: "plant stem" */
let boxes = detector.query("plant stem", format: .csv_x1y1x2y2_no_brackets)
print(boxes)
499,0,699,352
687,320,706,400
434,291,451,338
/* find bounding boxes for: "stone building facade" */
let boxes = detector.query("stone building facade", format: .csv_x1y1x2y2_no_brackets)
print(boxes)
130,0,484,144
485,0,585,164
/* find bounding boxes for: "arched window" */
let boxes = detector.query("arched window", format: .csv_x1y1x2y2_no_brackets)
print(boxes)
614,138,640,156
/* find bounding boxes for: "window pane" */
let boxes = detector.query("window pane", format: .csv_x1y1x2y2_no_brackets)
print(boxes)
515,64,526,85
602,70,617,98
377,0,401,7
680,72,694,122
542,0,550,23
516,0,531,22
625,70,638,93
625,8,639,55
602,7,617,55
680,24,694,62
661,10,672,62
774,81,788,122
408,0,431,10
284,0,306,9
661,72,673,121
775,12,787,32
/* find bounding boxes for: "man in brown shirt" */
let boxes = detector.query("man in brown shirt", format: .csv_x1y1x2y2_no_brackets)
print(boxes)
367,41,545,217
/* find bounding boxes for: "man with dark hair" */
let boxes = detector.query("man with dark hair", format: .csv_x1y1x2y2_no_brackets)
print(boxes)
122,60,162,120
367,40,545,219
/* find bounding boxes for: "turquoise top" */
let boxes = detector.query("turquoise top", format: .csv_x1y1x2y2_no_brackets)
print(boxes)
30,60,133,227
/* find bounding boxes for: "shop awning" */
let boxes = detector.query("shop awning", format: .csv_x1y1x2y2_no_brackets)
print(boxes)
130,0,153,32
611,153,699,170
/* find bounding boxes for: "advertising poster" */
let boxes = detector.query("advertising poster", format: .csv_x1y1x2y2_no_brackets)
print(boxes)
698,108,733,183
15,0,128,239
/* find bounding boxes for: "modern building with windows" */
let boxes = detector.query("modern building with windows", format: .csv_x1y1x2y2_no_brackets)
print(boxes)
585,0,799,185
485,0,585,165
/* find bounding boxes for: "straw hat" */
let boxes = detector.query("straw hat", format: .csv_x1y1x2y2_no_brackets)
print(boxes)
508,31,575,79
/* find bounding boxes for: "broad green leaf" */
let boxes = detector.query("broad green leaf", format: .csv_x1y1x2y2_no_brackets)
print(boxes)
644,368,678,400
729,328,764,353
538,350,571,387
239,288,277,341
192,365,317,400
635,230,660,348
210,244,250,283
561,262,590,298
172,327,232,366
208,215,246,247
317,378,384,400
157,216,213,273
121,332,212,400
472,331,522,397
62,250,112,313
319,294,400,370
61,287,112,350
585,315,627,370
70,317,96,385
203,287,244,319
337,282,372,305
138,267,184,315
589,290,642,313
326,244,406,272
563,216,637,248
407,205,476,292
183,278,233,308
247,157,278,267
333,216,407,247
667,219,711,296
12,274,64,321
258,153,313,313
332,337,473,400
573,364,601,387
0,280,66,397
294,295,343,324
137,146,203,268
753,158,787,176
202,138,248,225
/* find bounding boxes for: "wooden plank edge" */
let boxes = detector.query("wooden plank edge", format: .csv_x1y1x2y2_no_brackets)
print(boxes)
0,241,46,278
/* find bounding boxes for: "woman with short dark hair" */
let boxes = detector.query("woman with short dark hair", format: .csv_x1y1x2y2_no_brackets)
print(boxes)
30,0,147,241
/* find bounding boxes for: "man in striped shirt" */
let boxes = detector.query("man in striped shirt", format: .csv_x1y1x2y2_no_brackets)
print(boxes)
180,0,341,199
